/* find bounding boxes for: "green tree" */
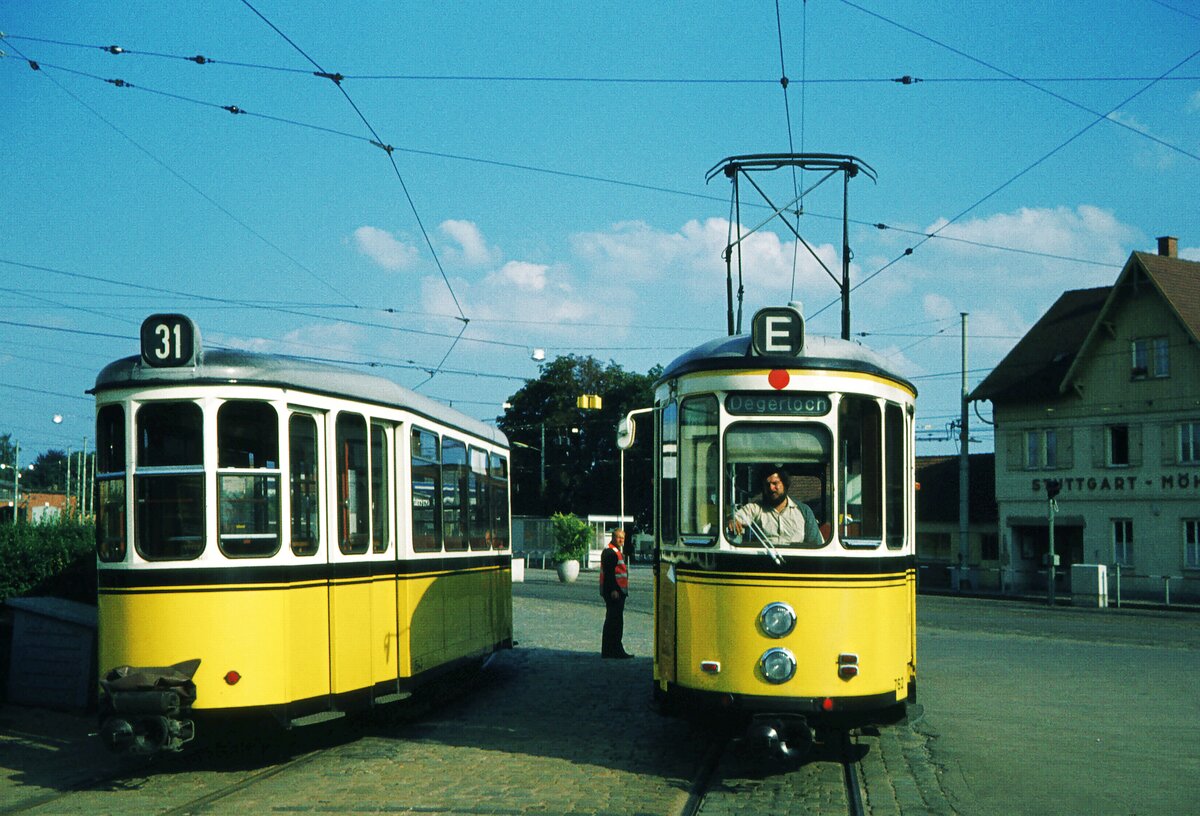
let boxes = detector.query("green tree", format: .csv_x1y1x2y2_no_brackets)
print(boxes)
498,355,658,529
26,450,67,491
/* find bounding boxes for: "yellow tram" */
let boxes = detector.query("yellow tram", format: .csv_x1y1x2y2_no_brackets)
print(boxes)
92,315,513,753
650,303,916,758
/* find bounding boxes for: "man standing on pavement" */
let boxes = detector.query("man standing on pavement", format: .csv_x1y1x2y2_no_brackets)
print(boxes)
600,528,632,659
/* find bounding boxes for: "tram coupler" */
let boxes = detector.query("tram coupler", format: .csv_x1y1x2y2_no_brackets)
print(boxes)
747,713,814,761
97,658,200,755
99,713,196,755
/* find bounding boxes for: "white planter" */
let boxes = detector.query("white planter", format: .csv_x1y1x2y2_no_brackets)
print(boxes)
555,559,580,583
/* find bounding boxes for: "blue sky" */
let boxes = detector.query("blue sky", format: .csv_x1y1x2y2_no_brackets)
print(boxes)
3,0,1199,464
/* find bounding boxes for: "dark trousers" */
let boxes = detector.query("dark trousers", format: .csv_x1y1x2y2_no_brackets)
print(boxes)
602,593,626,656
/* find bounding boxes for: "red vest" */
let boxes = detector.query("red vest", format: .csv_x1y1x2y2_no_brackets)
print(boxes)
601,543,628,591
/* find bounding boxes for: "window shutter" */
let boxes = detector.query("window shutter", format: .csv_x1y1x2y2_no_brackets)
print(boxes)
1129,423,1143,467
1093,427,1105,468
1059,427,1074,469
1162,423,1176,465
1005,431,1022,471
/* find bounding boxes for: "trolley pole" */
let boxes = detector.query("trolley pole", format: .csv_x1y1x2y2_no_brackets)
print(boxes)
841,171,851,340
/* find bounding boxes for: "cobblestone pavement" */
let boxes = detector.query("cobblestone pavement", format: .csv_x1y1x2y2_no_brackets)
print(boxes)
0,566,951,815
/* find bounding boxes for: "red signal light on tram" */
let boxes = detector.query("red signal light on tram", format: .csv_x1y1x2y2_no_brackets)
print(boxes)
224,670,241,685
821,697,835,712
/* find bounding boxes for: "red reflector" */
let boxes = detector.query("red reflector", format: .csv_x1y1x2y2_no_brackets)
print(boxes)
224,670,241,685
821,697,835,711
700,661,721,674
838,653,858,665
838,665,859,679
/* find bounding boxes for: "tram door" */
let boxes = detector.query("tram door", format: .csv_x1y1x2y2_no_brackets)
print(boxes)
287,410,333,710
329,412,375,701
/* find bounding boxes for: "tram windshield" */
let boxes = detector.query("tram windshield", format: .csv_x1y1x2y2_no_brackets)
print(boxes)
724,423,831,549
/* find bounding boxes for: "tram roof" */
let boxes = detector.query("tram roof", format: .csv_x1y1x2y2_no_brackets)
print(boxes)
92,350,508,446
658,332,916,395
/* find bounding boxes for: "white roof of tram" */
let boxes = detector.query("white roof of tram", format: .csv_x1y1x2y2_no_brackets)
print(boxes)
92,349,508,446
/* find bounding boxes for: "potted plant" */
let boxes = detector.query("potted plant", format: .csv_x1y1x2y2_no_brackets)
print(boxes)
550,512,591,583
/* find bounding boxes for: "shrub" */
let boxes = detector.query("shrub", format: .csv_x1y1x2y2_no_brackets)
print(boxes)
0,519,96,604
550,512,591,563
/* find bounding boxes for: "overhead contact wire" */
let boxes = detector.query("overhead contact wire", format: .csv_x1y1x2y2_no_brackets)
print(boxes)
239,0,469,383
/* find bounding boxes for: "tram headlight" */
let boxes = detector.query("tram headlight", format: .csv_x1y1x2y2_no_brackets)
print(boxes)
759,602,796,638
759,647,797,684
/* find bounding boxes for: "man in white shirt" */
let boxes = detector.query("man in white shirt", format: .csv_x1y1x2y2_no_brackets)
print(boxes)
728,468,822,547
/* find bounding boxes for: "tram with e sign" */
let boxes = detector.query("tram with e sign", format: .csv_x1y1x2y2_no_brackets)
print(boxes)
639,302,917,760
91,314,513,754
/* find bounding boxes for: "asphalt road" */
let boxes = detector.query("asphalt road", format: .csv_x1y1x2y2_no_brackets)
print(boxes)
1,567,1195,815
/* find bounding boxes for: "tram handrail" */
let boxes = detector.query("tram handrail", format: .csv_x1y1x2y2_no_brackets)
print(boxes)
742,520,785,565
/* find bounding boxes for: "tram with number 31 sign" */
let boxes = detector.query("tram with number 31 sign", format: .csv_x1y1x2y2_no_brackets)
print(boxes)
642,302,917,759
92,314,513,754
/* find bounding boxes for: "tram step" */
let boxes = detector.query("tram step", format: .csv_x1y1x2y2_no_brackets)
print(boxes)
290,710,347,727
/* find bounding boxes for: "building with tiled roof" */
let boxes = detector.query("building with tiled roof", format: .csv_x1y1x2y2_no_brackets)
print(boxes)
969,236,1200,603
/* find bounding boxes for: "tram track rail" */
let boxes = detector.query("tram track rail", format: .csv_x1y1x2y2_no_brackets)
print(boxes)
678,728,867,816
0,735,335,816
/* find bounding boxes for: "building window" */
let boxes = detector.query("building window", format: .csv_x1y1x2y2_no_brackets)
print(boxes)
1107,425,1130,467
1186,520,1200,570
1025,429,1057,470
1131,337,1169,379
1112,519,1133,566
981,533,999,561
1180,422,1200,465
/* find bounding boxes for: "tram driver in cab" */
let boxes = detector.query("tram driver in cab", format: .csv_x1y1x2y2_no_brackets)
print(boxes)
727,466,823,548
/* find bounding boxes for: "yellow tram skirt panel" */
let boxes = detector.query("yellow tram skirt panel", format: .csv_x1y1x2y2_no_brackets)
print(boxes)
673,572,913,700
98,582,326,712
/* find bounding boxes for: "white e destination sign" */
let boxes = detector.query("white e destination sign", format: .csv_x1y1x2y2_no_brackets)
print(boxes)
751,305,804,356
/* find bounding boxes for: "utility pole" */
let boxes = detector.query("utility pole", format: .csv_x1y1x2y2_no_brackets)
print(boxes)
956,313,970,591
12,442,19,524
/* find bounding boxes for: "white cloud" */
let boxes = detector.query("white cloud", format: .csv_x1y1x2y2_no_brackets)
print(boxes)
488,260,548,292
440,219,498,266
352,226,419,270
570,217,840,302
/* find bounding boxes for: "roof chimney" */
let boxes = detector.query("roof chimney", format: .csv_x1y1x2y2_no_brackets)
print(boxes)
1157,236,1178,258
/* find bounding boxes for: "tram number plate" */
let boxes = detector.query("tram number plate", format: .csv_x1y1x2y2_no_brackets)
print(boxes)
141,314,198,367
725,392,831,416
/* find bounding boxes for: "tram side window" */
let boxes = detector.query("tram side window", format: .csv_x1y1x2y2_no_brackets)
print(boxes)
95,404,127,562
371,422,391,553
290,414,320,556
840,396,882,544
468,447,490,550
217,401,281,558
679,396,720,544
489,453,509,550
659,401,678,545
337,413,370,554
885,402,906,550
411,428,442,552
724,423,831,548
442,438,469,551
135,402,205,561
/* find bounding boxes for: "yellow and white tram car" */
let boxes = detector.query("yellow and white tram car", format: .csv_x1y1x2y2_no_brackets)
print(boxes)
651,304,916,757
93,315,513,753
